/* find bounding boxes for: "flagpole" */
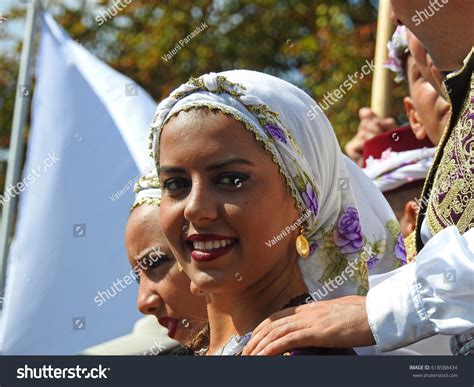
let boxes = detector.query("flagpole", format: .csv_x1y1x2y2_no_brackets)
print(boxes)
371,0,393,117
0,0,41,298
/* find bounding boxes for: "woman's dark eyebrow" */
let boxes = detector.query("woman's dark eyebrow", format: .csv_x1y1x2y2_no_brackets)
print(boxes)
159,158,253,174
159,166,186,174
205,158,254,171
133,245,164,262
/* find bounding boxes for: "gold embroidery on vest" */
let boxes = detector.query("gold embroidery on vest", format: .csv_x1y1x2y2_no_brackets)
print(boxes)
426,73,474,236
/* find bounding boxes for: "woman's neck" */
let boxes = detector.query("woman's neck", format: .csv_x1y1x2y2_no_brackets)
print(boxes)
206,258,307,355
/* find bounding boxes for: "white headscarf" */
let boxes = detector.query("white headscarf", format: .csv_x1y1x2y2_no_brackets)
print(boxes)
149,70,405,299
364,147,436,192
131,169,161,209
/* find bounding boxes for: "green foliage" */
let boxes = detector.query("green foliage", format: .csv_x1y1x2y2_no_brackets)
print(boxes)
0,0,409,151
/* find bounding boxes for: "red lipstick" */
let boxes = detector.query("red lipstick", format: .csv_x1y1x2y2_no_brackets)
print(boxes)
158,317,178,339
186,234,237,262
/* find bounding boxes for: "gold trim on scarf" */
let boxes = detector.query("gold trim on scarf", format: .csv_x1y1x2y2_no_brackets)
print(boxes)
404,230,417,263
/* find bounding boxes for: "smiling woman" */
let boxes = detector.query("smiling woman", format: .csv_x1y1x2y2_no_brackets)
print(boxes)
150,70,404,355
125,172,207,345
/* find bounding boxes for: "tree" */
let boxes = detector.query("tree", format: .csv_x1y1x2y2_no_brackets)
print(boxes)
0,0,408,151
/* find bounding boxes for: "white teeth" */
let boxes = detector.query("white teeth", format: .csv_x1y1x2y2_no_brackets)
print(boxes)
192,239,234,251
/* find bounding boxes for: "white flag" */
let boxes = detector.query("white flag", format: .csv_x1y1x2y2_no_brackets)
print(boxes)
0,12,156,354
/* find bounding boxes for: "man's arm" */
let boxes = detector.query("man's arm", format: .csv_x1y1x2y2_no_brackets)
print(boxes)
242,226,473,355
367,226,474,352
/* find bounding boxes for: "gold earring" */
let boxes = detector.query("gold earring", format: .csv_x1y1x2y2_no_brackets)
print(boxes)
296,227,310,257
177,261,184,272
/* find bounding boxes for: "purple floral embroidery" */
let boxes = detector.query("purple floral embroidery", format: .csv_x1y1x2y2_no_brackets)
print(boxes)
394,233,407,265
333,206,363,254
309,242,319,255
366,256,380,270
264,123,287,143
302,182,319,216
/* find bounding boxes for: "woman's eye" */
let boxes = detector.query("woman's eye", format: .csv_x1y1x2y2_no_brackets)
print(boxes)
163,178,190,193
216,173,249,188
147,253,170,271
134,270,141,284
134,254,171,284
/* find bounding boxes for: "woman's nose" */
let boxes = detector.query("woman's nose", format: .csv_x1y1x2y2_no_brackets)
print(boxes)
137,280,162,315
183,182,218,223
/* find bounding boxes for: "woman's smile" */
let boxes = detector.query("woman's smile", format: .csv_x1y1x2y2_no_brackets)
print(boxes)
186,234,239,262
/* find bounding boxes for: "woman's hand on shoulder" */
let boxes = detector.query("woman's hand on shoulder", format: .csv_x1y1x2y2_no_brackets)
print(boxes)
241,295,375,356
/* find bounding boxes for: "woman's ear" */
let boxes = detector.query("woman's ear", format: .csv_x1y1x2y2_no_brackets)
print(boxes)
401,200,418,236
403,96,426,140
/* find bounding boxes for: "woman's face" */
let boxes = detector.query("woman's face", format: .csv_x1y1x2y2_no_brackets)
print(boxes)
159,110,301,294
125,204,207,342
406,30,445,97
406,55,450,145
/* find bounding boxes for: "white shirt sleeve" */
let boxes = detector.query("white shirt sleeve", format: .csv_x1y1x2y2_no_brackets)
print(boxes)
366,226,474,352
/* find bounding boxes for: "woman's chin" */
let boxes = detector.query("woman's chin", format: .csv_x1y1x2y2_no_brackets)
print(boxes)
191,270,243,294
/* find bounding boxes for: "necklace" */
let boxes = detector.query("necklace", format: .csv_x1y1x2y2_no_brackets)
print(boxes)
213,332,253,356
210,293,310,355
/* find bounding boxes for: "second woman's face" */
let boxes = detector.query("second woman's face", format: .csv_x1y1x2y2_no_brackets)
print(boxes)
126,204,207,343
159,110,301,294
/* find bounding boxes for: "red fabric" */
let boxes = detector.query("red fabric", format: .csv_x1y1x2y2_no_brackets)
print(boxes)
362,125,434,168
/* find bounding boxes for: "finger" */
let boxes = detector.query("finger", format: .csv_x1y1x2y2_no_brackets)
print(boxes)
243,318,289,355
257,329,314,356
243,306,307,355
249,319,307,356
364,120,385,135
241,319,274,355
358,118,385,137
245,304,315,353
251,304,309,336
244,316,298,355
358,107,376,120
379,117,397,130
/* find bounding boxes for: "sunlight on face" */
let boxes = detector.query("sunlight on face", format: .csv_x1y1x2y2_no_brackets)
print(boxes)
126,205,207,342
158,109,300,294
406,55,450,145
